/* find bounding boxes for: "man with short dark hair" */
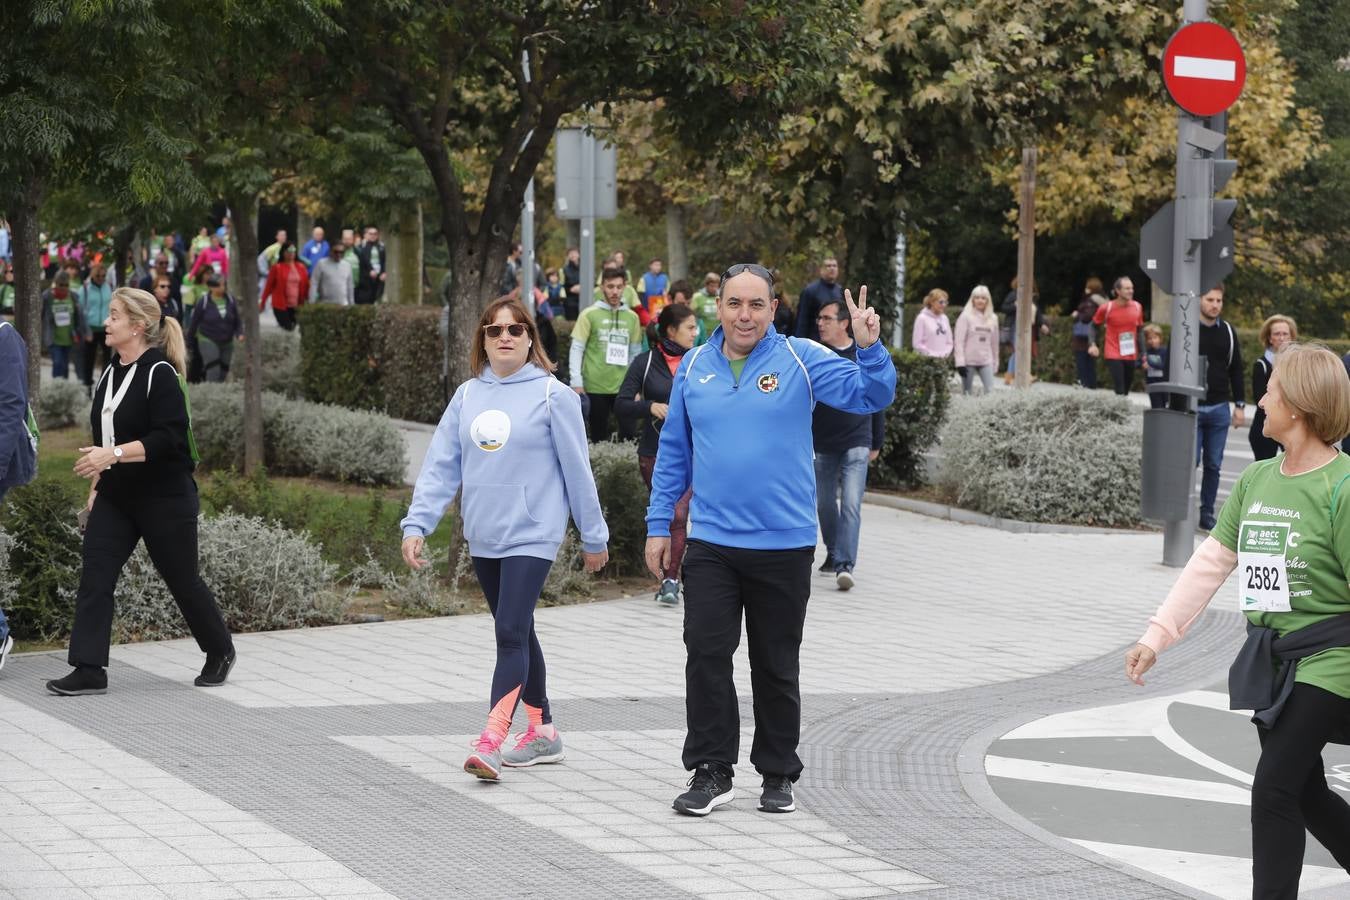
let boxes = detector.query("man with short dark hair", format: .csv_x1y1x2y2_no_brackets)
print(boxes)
812,300,884,590
794,256,843,341
570,266,643,441
647,265,895,817
1197,283,1244,531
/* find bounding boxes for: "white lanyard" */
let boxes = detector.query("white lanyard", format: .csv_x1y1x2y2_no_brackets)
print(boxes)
100,363,137,449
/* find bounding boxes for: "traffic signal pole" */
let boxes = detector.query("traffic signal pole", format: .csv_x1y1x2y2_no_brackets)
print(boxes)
1142,0,1246,566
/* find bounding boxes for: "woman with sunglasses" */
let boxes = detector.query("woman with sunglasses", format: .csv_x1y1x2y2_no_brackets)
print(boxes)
401,297,610,780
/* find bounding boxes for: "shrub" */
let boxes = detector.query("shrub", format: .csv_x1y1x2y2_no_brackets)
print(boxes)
99,513,345,643
199,466,418,574
586,439,650,576
372,306,447,423
228,328,303,398
35,379,89,431
297,304,381,411
870,350,951,488
0,479,83,640
937,390,1143,527
190,383,406,485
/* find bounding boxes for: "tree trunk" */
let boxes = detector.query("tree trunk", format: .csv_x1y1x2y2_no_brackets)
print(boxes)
1014,145,1037,390
10,174,46,404
665,204,688,282
445,237,511,390
841,210,898,324
227,190,265,474
386,202,424,305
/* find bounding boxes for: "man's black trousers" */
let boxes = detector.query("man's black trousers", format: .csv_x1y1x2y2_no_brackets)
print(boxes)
69,486,234,668
681,539,813,780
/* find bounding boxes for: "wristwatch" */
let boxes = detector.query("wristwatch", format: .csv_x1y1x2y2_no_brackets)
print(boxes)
112,446,124,461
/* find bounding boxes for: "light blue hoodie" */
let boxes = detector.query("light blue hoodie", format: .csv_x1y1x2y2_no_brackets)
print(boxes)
401,363,609,560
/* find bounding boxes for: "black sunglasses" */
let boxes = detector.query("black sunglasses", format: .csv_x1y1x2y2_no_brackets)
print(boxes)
720,263,774,285
483,323,527,338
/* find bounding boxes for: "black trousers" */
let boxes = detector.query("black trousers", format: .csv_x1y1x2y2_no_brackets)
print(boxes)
1249,409,1282,460
272,307,297,331
69,486,234,668
680,539,813,780
1106,359,1135,395
585,392,637,443
1251,683,1350,898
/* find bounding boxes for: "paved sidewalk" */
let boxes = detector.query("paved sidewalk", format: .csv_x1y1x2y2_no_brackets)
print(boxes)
0,504,1335,899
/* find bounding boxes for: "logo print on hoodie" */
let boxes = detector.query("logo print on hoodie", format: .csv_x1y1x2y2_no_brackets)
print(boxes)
757,372,779,394
470,409,511,452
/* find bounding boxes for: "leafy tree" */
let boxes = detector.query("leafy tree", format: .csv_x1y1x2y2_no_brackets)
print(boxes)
0,1,200,398
325,0,851,387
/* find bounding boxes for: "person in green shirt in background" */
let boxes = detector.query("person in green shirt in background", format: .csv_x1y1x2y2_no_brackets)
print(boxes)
690,271,721,344
342,226,361,286
571,266,644,442
41,271,87,379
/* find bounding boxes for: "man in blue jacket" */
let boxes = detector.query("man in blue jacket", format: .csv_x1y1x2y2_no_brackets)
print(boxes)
0,320,38,671
646,264,895,817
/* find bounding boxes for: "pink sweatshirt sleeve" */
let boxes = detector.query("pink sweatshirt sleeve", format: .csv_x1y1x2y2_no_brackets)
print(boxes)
1137,537,1237,654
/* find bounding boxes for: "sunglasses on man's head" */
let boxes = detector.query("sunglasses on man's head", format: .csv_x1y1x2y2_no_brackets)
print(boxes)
720,263,774,284
483,323,527,338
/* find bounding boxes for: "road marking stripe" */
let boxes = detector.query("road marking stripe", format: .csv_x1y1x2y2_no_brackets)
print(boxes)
986,755,1251,805
1173,55,1238,81
1004,690,1242,740
1072,839,1349,900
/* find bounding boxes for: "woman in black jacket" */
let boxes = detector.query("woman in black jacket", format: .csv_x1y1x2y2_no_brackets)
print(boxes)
1250,314,1296,460
46,287,235,696
616,303,699,605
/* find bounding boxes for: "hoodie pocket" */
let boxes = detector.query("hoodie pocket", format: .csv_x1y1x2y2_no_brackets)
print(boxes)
461,483,545,547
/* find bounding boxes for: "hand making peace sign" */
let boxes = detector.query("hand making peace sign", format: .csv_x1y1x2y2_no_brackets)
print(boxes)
843,285,881,349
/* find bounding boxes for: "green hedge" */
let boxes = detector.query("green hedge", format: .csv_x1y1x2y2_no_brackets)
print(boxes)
297,305,381,410
870,350,951,488
297,304,448,423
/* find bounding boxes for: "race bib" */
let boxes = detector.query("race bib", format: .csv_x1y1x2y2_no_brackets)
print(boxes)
211,261,223,275
53,307,71,327
1118,331,1136,357
1238,521,1291,612
605,330,628,366
369,249,381,274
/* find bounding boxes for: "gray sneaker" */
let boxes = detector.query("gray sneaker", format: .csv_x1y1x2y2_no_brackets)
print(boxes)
502,727,565,767
464,731,504,780
655,579,681,606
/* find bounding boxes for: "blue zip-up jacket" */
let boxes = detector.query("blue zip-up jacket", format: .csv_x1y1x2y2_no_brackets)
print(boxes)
647,326,896,550
401,363,609,560
0,322,36,498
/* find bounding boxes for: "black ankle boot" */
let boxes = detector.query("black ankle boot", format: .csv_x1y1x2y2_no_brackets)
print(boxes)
46,666,108,696
194,650,236,687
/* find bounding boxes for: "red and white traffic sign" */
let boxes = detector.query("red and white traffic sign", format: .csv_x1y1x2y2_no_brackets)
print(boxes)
1162,21,1246,117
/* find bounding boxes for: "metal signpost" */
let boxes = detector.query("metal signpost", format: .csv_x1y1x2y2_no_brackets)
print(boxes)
1139,2,1246,566
554,127,618,297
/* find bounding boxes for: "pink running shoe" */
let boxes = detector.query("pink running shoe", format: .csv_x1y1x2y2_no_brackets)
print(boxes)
464,731,503,781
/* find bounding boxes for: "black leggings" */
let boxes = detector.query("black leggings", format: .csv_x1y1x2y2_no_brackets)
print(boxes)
1251,682,1350,898
69,487,233,668
472,556,554,728
1105,359,1135,396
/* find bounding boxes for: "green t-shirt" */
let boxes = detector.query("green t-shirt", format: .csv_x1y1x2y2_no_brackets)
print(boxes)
592,282,640,312
573,301,642,394
691,290,720,336
727,355,748,385
1213,454,1350,699
49,296,75,347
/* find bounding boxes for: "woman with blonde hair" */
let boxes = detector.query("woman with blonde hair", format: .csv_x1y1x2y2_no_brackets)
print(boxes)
954,285,998,395
47,287,234,696
1251,314,1298,460
402,297,610,780
912,288,953,359
1125,342,1350,898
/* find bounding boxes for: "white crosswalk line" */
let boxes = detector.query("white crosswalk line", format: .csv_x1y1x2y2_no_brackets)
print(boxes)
985,755,1250,805
1073,840,1349,900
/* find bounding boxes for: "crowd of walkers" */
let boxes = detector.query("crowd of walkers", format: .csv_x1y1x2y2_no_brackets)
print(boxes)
4,216,1350,898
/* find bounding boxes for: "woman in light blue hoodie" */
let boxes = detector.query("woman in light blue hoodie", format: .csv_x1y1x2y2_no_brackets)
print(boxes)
401,297,610,781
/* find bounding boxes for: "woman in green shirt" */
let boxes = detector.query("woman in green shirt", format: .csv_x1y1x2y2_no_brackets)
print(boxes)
1126,343,1350,898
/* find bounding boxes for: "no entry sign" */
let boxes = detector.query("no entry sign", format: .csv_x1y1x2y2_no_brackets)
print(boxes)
1163,22,1246,116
